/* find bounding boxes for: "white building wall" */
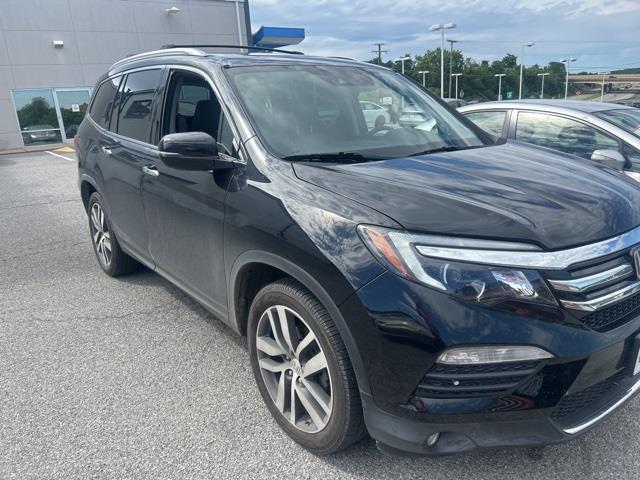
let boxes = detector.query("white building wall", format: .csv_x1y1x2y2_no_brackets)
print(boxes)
0,0,249,150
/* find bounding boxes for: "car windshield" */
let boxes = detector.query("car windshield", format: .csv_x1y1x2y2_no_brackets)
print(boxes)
224,64,487,161
595,109,640,139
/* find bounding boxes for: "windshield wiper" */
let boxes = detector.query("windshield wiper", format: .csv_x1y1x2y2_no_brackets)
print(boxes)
407,145,483,157
282,152,379,163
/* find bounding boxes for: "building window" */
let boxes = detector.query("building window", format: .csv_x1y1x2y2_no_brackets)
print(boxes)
12,89,62,145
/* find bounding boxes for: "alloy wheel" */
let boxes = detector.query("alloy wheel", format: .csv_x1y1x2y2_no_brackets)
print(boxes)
90,203,112,267
256,305,333,433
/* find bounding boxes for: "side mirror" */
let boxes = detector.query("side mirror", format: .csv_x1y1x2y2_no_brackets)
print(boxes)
591,149,627,171
158,132,218,171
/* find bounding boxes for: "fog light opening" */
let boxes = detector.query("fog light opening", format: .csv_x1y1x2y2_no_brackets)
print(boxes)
426,432,440,447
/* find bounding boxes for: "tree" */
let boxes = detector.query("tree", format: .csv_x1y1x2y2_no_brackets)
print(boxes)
367,50,573,100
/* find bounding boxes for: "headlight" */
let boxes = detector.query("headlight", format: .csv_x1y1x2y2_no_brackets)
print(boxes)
358,225,557,307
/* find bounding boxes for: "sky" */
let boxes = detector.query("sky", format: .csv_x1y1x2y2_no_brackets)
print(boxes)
249,0,640,72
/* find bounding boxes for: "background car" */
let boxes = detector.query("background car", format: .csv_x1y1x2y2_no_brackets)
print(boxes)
398,107,429,127
443,98,469,108
21,125,61,144
359,101,391,129
459,100,640,179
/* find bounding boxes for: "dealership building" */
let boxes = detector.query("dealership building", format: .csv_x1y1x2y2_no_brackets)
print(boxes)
0,0,257,151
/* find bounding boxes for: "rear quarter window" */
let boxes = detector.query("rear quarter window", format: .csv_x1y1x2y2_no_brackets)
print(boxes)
89,76,121,130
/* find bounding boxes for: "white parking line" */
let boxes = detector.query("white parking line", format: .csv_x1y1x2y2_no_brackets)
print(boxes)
45,150,75,162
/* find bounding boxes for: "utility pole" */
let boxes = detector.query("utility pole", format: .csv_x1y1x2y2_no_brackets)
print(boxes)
418,70,430,87
429,22,456,99
495,73,506,101
519,42,535,99
395,56,411,75
561,58,576,99
372,43,388,64
447,39,458,98
599,72,610,102
452,73,462,99
537,72,550,99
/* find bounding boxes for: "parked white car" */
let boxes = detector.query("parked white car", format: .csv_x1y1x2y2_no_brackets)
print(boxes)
359,101,391,129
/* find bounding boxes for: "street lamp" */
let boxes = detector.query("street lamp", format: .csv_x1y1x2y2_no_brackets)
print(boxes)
495,73,506,101
452,73,463,99
519,42,535,99
429,22,457,98
560,58,576,99
599,72,610,102
537,72,550,99
418,70,430,88
447,39,458,98
395,56,411,75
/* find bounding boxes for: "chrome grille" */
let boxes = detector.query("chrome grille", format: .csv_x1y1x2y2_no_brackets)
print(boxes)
546,249,640,331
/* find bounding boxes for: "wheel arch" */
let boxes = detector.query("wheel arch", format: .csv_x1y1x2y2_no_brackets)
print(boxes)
228,250,371,396
79,173,100,213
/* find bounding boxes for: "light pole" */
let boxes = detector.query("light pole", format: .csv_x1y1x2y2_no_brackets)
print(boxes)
418,70,430,87
447,39,458,98
537,72,550,99
452,73,462,99
560,58,576,99
519,42,535,99
495,73,506,101
599,72,609,102
395,56,411,75
429,22,457,98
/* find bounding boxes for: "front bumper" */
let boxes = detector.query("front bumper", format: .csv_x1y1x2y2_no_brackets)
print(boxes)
363,373,640,455
340,271,640,454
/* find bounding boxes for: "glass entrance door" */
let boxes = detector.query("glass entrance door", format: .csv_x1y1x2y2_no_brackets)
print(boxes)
54,89,91,142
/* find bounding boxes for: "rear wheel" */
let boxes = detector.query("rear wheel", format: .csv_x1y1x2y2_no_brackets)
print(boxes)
87,192,139,277
248,279,366,454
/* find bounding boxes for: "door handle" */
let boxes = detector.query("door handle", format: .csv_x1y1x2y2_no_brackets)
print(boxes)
101,143,119,155
142,165,159,177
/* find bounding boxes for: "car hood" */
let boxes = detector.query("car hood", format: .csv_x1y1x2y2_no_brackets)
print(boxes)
292,142,640,250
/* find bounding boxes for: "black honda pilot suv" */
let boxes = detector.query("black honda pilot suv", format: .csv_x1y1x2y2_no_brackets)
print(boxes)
76,46,640,455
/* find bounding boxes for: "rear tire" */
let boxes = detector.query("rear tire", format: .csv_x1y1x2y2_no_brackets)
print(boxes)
248,278,367,454
87,192,139,277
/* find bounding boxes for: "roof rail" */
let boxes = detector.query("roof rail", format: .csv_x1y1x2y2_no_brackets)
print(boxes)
110,47,207,69
162,44,304,55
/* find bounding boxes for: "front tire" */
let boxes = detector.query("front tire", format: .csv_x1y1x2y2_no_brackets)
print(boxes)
248,279,366,454
87,192,139,277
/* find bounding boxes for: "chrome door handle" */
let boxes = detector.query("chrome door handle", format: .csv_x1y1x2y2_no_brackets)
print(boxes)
142,165,159,177
101,145,113,155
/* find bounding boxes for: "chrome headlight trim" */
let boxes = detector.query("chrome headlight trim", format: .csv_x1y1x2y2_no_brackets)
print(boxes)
413,225,640,270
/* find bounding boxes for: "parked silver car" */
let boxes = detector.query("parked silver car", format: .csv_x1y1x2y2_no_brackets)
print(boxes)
459,100,640,179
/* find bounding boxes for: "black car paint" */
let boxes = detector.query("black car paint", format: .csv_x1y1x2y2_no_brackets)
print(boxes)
293,142,640,250
77,53,640,455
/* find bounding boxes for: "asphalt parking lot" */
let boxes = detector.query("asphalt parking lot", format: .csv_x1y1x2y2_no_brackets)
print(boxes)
2,150,640,479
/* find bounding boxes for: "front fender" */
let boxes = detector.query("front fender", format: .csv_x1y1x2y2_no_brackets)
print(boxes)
227,250,373,396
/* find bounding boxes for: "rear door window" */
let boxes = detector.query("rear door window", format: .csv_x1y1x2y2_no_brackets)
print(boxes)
89,76,122,130
465,111,507,139
115,69,163,143
516,111,619,159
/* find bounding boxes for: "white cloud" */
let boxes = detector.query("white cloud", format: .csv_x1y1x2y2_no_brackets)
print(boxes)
249,0,639,70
